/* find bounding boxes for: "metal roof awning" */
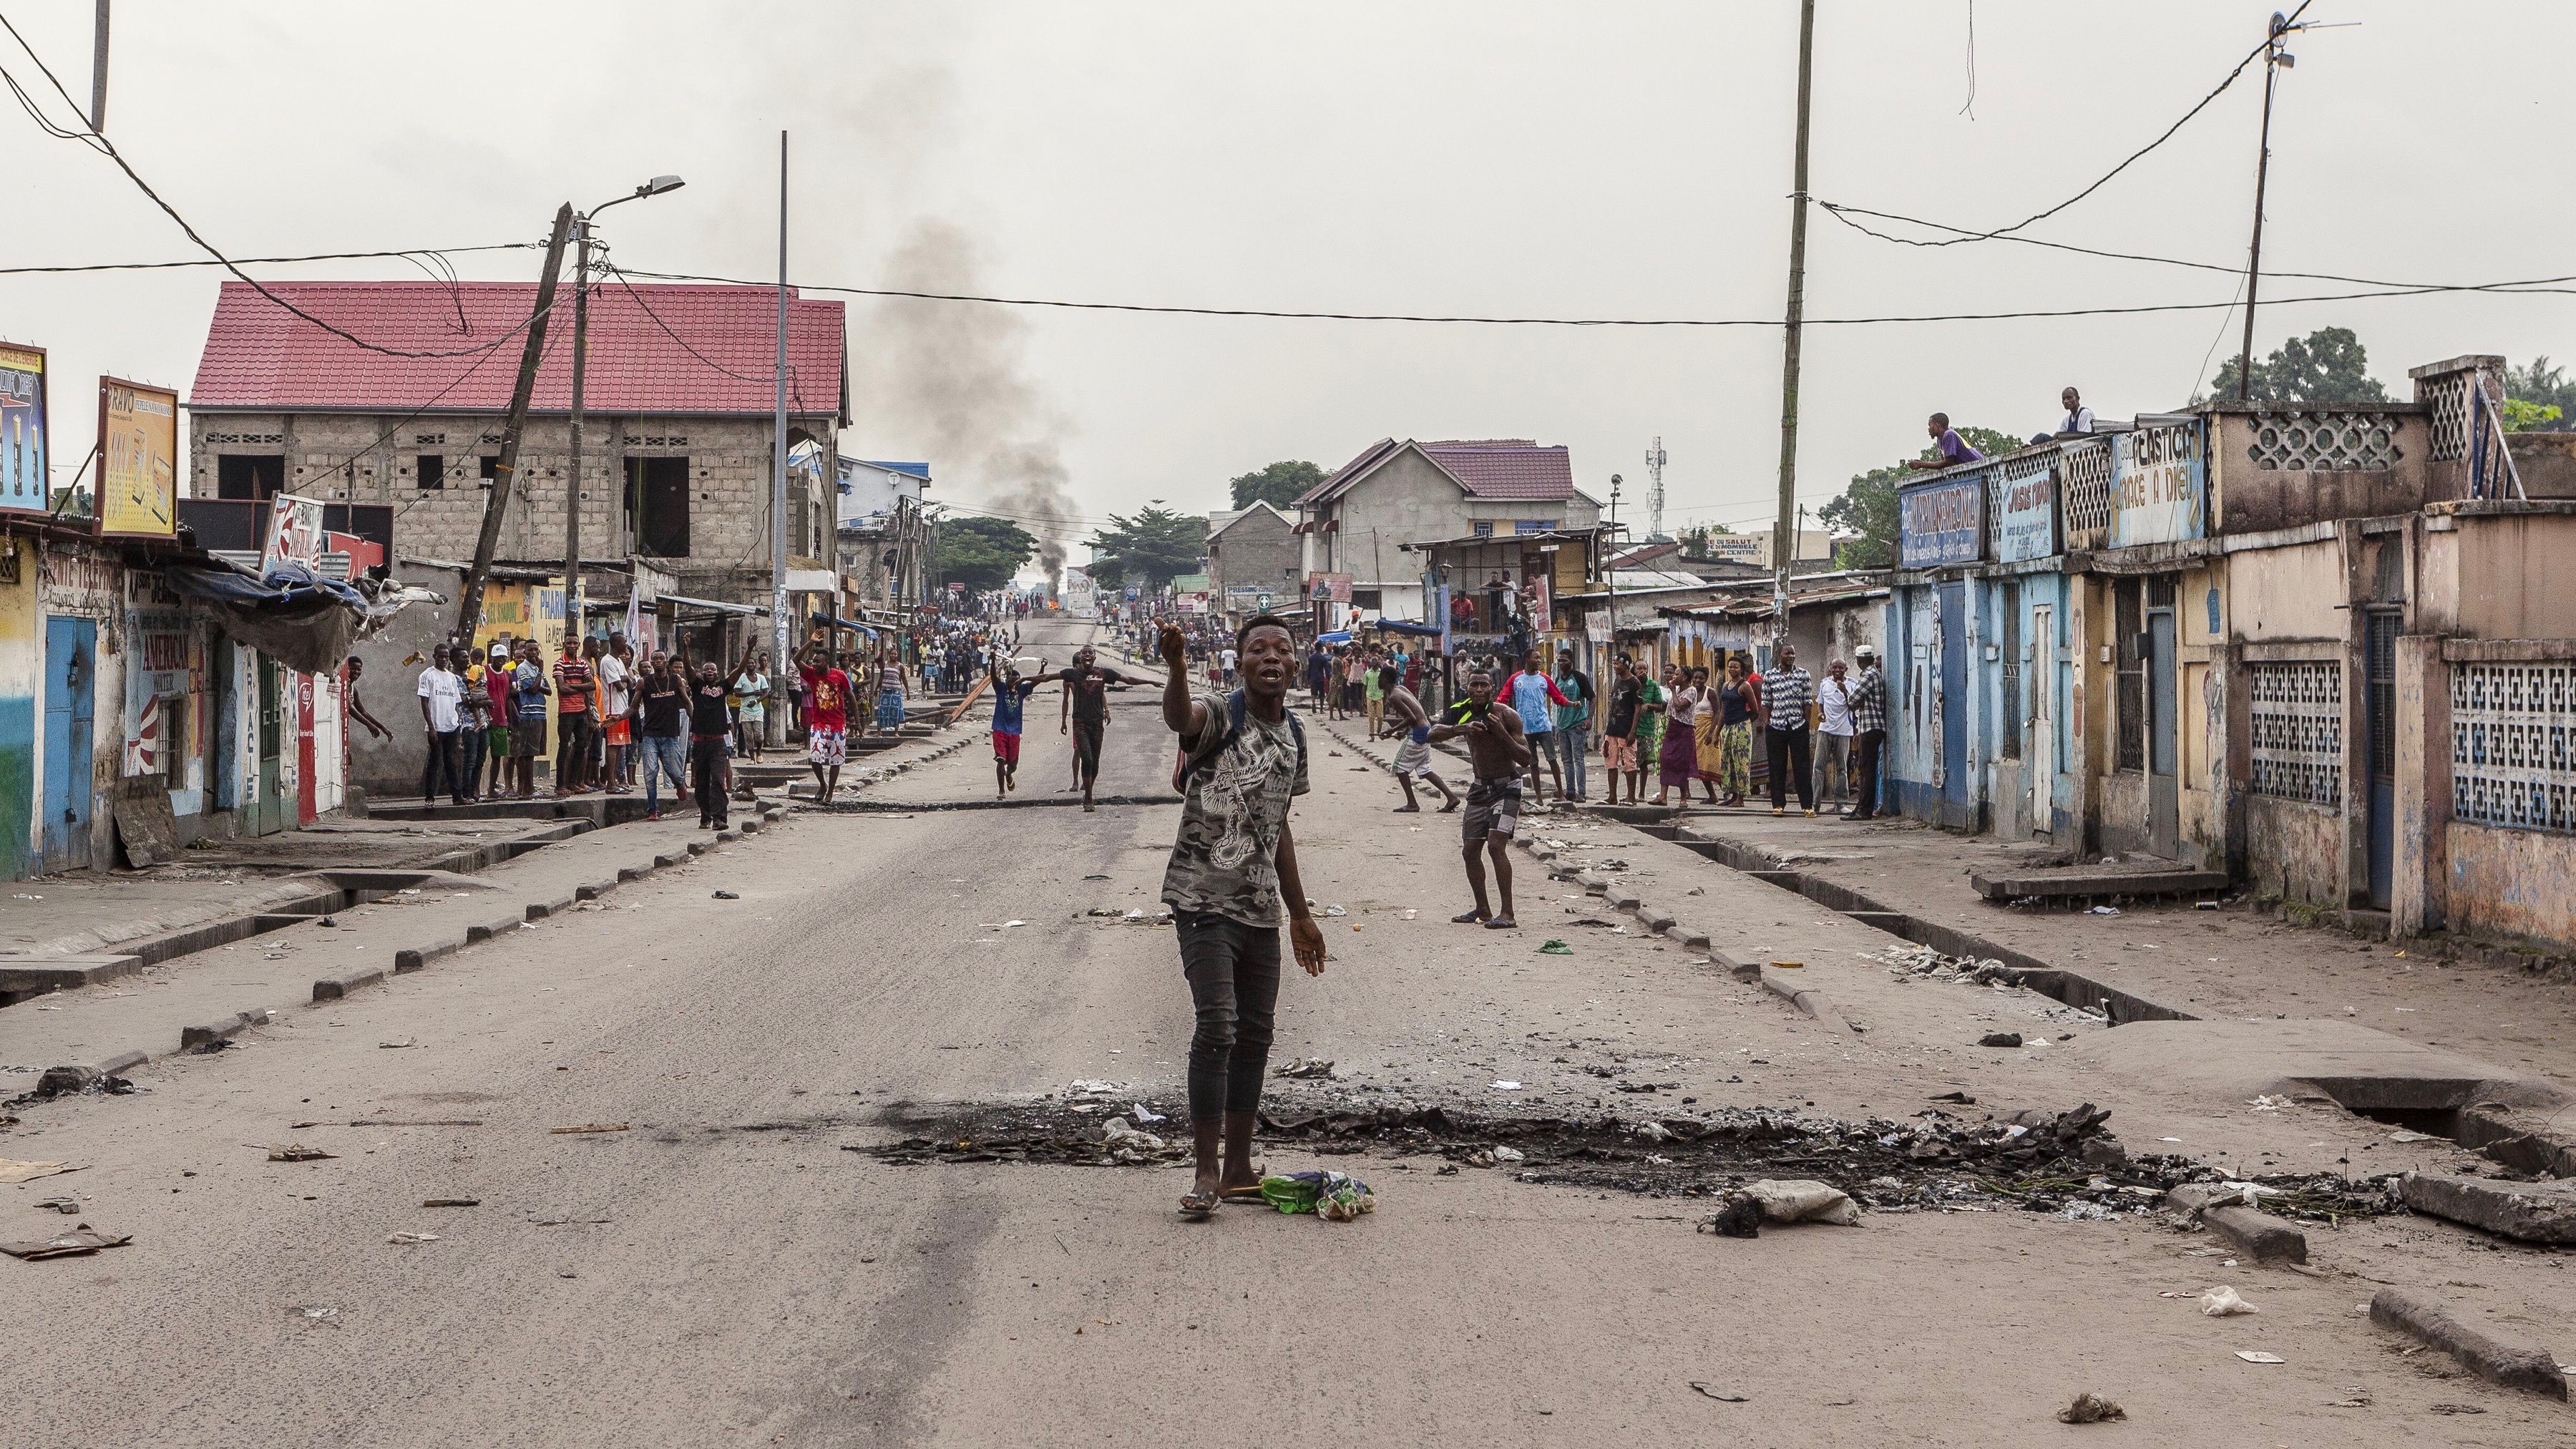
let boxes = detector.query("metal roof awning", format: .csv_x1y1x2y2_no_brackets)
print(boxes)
661,594,771,618
808,610,880,638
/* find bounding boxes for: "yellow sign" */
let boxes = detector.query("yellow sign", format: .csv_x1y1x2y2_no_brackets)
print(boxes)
97,376,178,539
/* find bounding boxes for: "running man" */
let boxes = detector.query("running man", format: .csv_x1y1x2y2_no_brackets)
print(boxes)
796,638,853,805
1428,668,1532,930
987,659,1041,799
1378,663,1459,812
1057,644,1136,813
1154,615,1324,1219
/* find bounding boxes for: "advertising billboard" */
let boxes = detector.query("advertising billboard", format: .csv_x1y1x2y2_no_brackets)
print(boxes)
0,344,45,517
1306,571,1352,604
260,493,329,572
97,376,180,538
1994,460,2059,563
2109,417,2207,547
1898,474,1985,568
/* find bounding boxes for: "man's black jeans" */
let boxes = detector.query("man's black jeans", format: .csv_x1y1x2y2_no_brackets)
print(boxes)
1176,909,1280,1122
1853,727,1887,818
1767,726,1815,811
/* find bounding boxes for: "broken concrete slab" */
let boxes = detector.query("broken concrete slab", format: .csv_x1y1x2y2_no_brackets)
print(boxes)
2399,1171,2576,1245
1969,866,2229,902
572,880,618,902
180,1010,266,1049
0,952,143,996
2167,1184,2311,1264
2072,1018,2563,1118
2371,1287,2570,1398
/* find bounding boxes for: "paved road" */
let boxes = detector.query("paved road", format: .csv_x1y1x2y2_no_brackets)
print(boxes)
7,614,2562,1445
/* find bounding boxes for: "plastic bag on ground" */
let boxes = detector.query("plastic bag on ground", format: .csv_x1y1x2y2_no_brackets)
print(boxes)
1742,1178,1862,1226
1257,1170,1377,1221
2200,1286,2258,1317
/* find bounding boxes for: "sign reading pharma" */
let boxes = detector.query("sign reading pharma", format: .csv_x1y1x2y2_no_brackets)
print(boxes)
0,343,45,517
1993,454,2059,563
97,376,179,538
1898,473,1985,567
2109,415,2206,547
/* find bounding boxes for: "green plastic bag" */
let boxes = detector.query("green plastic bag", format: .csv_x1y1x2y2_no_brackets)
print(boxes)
1257,1170,1377,1220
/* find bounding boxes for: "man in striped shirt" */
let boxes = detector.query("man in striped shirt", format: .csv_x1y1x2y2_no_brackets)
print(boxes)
1760,643,1817,816
1848,645,1889,821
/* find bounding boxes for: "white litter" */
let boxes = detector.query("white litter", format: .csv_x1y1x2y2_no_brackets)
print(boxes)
387,1231,441,1245
2089,905,2121,916
1491,1080,1523,1091
1489,1146,1526,1163
2200,1286,2259,1317
1740,1179,1862,1226
2234,1351,2285,1365
1130,1103,1166,1123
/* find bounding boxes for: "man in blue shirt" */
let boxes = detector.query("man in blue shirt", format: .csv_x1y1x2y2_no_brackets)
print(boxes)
1905,411,1985,472
1498,650,1571,805
987,660,1041,799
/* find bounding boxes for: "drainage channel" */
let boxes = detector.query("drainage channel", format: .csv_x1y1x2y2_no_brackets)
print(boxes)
1633,824,2196,1027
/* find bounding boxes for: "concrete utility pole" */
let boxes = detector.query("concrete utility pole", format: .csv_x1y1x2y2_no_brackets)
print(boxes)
1771,0,1817,644
2234,9,2305,400
88,0,108,131
457,204,573,644
770,130,792,743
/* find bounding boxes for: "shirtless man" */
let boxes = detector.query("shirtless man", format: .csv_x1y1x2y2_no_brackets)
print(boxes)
1377,664,1460,813
1427,668,1532,930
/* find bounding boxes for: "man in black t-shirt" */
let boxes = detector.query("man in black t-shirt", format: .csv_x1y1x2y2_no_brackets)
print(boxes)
635,652,691,821
683,642,758,830
1056,645,1133,813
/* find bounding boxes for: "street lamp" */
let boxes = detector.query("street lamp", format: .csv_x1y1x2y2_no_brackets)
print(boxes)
565,174,686,658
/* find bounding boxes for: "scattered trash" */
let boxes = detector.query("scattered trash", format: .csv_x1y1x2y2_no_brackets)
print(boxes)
1631,1121,1674,1143
1688,1384,1748,1402
0,1159,74,1184
386,1231,441,1245
1489,1146,1526,1163
1769,960,1803,970
1491,1080,1523,1091
1083,874,1108,881
713,891,739,900
422,1198,480,1208
2427,1403,2486,1415
1318,904,1348,918
1,1229,132,1260
2247,1095,2293,1112
1737,1178,1862,1226
265,1143,336,1162
548,1123,630,1135
34,1196,79,1214
1697,1196,1767,1238
2326,1390,2372,1408
1686,887,1705,896
1257,1171,1376,1221
2088,906,2122,917
291,1305,340,1324
2200,1286,2258,1317
1275,1058,1336,1080
2195,900,2220,911
1399,909,1418,920
2389,1131,2431,1143
1928,1091,1977,1105
1979,1033,2024,1048
1066,1080,1121,1098
379,1038,416,1050
195,1038,238,1053
2233,1351,2285,1365
1130,1103,1166,1124
1538,940,1574,955
2056,1392,2125,1424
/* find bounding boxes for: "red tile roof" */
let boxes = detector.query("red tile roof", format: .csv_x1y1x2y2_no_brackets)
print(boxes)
1296,436,1575,507
188,280,845,420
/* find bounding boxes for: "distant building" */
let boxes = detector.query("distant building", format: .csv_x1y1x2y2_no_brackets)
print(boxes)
1294,438,1601,625
1206,500,1299,625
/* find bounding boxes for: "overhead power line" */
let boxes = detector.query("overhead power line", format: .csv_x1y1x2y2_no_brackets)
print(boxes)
0,243,541,277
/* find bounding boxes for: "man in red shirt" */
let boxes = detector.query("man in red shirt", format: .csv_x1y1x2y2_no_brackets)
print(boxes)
796,637,853,804
552,636,597,796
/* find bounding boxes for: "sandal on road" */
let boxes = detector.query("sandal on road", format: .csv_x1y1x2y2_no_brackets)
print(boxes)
1485,915,1519,930
1179,1185,1221,1219
1451,909,1490,925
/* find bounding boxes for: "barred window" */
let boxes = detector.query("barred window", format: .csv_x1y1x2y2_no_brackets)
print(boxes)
2114,580,2144,772
2248,662,2343,806
1999,581,2021,760
2452,661,2576,834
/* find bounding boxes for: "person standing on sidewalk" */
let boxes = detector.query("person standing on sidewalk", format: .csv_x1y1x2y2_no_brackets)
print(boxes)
1551,652,1595,803
687,643,757,831
1761,642,1818,816
457,651,491,802
1379,668,1460,813
1499,650,1571,806
1713,655,1758,806
481,643,514,799
417,645,467,806
1154,615,1324,1219
635,650,690,819
1848,644,1889,821
343,654,392,749
597,637,633,796
733,651,771,763
551,636,596,796
1599,657,1642,806
797,640,853,805
508,640,550,800
1429,669,1532,930
1815,657,1857,814
872,647,907,738
1656,663,1697,807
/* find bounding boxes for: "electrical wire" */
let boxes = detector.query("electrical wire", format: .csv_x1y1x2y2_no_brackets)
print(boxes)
0,243,541,276
0,14,529,361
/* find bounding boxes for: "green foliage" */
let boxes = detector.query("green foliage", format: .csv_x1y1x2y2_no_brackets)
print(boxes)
2505,357,2576,432
1085,503,1206,592
1229,460,1324,511
2207,326,2391,404
935,515,1038,592
1818,424,2020,570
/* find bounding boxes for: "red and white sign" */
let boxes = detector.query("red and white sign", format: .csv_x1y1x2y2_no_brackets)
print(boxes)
262,493,329,571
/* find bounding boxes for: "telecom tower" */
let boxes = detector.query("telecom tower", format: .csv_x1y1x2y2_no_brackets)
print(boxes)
1643,436,1669,541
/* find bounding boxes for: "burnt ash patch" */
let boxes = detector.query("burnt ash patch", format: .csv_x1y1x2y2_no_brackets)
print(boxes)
849,1094,2401,1221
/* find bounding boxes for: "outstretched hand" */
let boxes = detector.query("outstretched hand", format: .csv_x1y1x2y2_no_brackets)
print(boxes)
1289,914,1327,976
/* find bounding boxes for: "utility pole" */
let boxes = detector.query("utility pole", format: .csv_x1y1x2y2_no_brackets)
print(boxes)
1771,0,1817,643
769,130,791,743
2235,9,2306,399
565,214,593,649
458,204,573,644
88,1,108,130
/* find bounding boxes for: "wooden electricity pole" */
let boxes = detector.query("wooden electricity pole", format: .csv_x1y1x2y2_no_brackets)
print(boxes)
457,203,573,643
1771,0,1817,643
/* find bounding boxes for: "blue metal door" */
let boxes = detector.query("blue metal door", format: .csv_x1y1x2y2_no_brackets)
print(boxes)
1938,582,1969,824
41,616,94,871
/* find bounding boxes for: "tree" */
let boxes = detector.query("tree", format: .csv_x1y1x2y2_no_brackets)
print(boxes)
1085,502,1206,592
1818,424,2021,569
934,515,1037,592
1229,459,1323,511
2207,326,2391,404
2506,357,2576,432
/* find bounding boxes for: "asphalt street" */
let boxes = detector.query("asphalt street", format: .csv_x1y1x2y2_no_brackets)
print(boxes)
6,615,2568,1446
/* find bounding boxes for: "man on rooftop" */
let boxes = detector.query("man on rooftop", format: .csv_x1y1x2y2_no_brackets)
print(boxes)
1904,412,1984,472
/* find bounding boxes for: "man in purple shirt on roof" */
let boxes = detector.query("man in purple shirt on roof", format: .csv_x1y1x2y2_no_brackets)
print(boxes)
1903,412,1984,471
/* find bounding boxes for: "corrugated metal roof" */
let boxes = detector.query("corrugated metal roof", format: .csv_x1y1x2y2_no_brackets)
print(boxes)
1295,436,1576,507
189,280,845,419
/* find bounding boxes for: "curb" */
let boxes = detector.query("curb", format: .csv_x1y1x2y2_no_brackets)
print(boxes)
180,1009,270,1048
311,964,388,1002
2370,1287,2570,1398
2167,1184,2312,1264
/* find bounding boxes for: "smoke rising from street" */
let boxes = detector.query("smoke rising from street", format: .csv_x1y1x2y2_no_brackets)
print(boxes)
872,220,1080,587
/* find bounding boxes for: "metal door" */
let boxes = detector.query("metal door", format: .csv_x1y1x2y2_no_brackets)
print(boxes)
252,655,286,836
1938,582,1968,822
2147,610,2180,858
2029,604,2054,834
2365,610,2399,909
41,617,94,870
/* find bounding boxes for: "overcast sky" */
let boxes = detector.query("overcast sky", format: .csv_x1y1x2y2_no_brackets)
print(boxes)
5,1,2571,556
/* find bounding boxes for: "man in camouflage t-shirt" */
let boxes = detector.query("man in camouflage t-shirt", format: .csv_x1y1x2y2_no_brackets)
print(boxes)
1156,614,1327,1218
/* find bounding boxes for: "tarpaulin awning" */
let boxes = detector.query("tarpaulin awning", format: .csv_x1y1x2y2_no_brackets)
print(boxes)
662,594,770,617
1316,630,1352,644
808,610,880,638
161,559,429,675
1365,618,1444,637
